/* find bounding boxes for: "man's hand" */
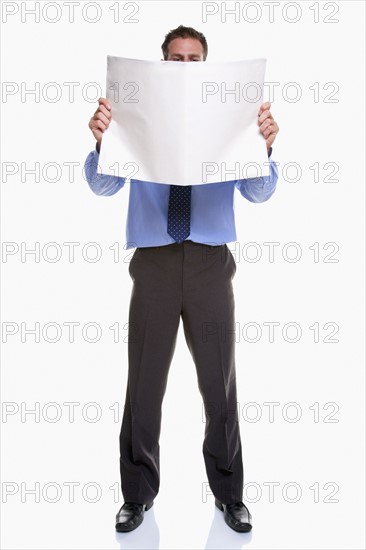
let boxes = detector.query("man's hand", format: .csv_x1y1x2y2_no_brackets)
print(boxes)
258,101,279,153
88,97,112,147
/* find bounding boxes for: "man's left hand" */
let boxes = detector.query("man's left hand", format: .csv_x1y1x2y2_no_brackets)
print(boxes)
258,101,279,153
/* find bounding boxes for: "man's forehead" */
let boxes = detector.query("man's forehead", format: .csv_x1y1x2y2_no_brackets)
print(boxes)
167,37,204,54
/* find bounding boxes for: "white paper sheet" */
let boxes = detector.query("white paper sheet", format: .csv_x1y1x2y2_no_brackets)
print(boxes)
97,56,269,185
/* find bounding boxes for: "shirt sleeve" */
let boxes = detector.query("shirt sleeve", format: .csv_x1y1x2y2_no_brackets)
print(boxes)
235,149,279,203
83,147,126,197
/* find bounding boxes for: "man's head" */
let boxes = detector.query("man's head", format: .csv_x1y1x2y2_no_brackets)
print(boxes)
161,25,208,62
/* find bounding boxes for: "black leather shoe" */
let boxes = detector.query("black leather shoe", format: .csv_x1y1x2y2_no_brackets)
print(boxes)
215,498,252,532
115,501,154,532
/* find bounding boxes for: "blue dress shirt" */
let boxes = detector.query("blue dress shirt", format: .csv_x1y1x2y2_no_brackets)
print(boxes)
83,146,279,249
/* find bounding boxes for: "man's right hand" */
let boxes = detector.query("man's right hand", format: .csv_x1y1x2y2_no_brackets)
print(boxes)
88,97,112,147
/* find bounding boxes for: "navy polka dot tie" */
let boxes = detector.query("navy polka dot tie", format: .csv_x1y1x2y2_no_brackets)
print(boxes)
167,184,191,243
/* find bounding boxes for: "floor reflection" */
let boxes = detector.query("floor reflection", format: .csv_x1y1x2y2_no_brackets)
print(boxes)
204,507,253,549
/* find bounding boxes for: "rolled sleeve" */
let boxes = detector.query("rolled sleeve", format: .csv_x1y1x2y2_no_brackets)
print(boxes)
83,149,126,197
235,151,279,203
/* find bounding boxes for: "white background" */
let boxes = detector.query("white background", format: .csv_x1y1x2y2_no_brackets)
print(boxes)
1,1,365,549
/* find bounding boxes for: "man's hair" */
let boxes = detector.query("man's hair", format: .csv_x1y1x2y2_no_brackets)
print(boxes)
161,25,208,60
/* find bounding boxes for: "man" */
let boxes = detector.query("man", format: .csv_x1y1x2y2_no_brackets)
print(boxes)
85,25,279,533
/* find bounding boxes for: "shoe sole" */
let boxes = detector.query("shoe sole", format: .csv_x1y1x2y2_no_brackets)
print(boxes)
225,519,252,533
115,501,154,532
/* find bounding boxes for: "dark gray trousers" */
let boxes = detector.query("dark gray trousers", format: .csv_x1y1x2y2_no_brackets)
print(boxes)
119,239,244,504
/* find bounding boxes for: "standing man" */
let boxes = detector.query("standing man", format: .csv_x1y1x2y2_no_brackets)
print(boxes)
84,25,279,533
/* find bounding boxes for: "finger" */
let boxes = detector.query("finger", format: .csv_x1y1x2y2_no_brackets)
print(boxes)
259,117,273,133
258,109,273,125
93,111,110,127
92,119,108,133
268,122,279,135
94,104,112,119
258,101,271,115
88,121,102,139
263,123,279,139
263,126,275,139
98,97,111,110
98,104,112,120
